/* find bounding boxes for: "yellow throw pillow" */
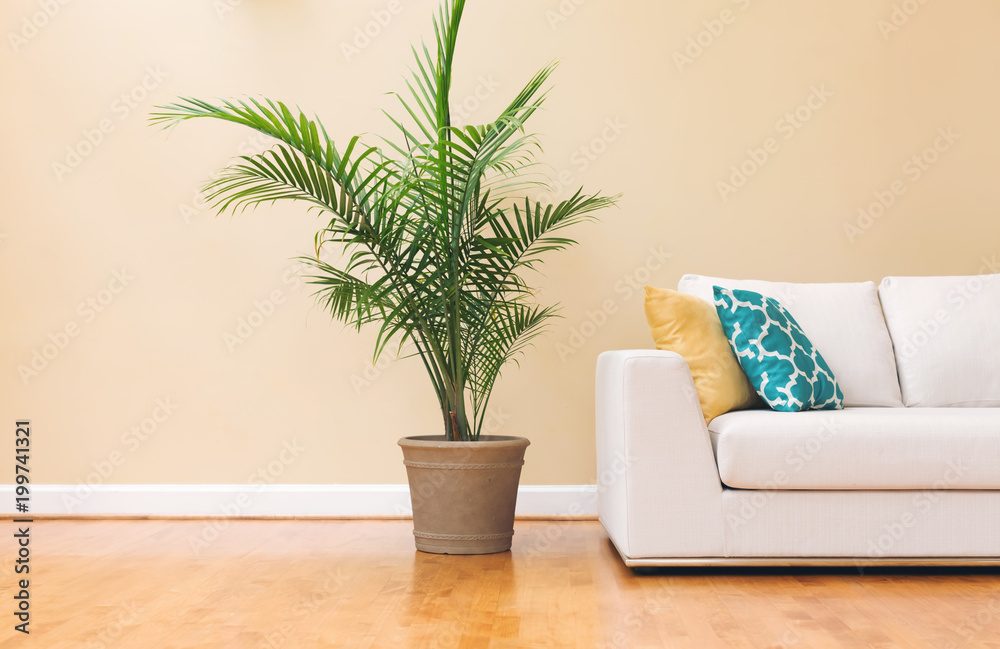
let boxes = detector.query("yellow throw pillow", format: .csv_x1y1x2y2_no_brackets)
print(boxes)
644,286,759,424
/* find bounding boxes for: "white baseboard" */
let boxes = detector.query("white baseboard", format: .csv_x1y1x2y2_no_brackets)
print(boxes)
0,484,598,518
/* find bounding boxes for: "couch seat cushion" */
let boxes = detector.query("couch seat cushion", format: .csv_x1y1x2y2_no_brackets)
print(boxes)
709,408,1000,489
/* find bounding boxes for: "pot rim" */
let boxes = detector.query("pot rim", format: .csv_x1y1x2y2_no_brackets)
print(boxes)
398,434,530,449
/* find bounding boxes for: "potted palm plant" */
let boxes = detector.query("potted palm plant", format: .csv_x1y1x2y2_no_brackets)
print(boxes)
151,0,615,554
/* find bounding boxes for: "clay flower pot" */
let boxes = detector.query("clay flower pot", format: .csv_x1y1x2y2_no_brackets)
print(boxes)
398,435,530,555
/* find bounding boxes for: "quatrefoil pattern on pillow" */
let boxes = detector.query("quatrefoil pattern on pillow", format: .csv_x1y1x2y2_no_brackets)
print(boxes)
713,286,844,412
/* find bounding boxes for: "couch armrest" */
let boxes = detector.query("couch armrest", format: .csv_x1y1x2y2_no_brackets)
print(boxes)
596,350,725,559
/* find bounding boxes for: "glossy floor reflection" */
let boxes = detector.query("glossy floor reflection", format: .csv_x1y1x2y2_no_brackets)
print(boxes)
1,519,997,648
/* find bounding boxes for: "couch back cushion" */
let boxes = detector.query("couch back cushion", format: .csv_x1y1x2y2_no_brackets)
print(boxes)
878,274,1000,407
678,274,903,407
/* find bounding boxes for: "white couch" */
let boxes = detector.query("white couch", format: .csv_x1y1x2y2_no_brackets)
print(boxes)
597,273,1000,566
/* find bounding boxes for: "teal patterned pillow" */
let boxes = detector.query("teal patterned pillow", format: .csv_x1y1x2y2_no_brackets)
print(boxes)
713,286,844,412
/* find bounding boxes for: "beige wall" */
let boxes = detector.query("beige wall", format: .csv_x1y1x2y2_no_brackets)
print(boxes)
2,0,998,486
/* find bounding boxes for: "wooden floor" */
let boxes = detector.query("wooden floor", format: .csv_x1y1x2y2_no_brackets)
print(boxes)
1,520,998,648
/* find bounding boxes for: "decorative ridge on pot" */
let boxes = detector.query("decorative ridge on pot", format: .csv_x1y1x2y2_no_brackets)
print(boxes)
400,436,529,554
